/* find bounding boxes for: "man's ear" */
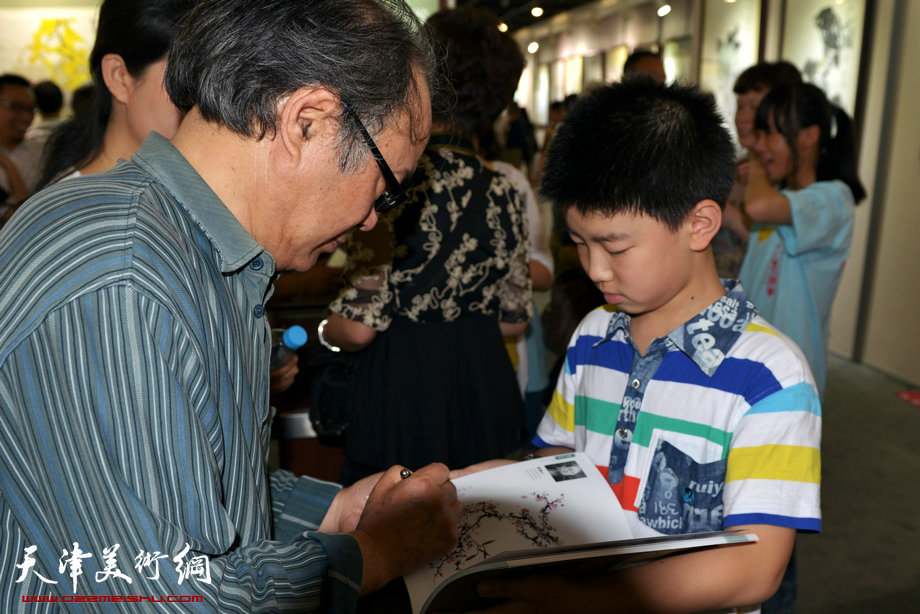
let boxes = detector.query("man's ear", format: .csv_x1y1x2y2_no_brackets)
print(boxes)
687,199,723,252
100,54,132,105
276,86,340,160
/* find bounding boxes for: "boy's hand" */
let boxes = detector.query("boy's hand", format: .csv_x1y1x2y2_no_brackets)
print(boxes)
318,471,384,534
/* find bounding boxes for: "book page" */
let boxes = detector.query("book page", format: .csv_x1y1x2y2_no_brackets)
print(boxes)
404,452,631,614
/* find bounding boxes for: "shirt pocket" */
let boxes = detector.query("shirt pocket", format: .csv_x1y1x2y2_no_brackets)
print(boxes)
636,439,727,535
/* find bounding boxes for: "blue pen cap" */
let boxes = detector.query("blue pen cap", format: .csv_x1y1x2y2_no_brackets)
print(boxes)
281,325,308,350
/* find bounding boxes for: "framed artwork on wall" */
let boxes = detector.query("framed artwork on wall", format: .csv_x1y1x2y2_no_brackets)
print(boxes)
0,8,97,89
583,52,605,88
662,36,693,84
563,55,584,95
698,0,761,150
781,0,866,115
550,59,566,103
605,45,629,83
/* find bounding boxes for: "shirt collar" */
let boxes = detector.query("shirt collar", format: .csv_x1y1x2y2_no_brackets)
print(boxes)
598,279,758,376
131,133,269,274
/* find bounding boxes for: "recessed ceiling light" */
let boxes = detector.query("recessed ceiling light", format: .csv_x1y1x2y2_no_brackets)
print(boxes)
531,6,544,18
527,41,540,54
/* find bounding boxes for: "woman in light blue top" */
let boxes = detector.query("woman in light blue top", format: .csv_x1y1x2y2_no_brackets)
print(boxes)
739,83,865,397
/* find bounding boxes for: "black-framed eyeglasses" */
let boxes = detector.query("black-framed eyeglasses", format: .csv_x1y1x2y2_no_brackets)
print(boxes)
0,100,36,115
344,104,408,213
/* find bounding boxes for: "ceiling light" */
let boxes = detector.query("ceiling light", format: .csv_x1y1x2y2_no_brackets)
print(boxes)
498,22,509,32
657,4,672,17
527,41,539,54
531,6,544,18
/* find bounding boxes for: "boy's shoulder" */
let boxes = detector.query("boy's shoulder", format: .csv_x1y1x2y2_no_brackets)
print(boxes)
729,313,818,391
570,296,816,393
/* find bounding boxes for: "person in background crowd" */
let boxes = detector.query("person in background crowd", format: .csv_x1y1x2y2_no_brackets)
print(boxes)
322,6,532,486
532,99,566,187
713,60,802,279
70,82,95,116
623,48,666,84
0,74,39,220
0,0,460,611
28,80,64,129
740,82,865,400
36,0,194,189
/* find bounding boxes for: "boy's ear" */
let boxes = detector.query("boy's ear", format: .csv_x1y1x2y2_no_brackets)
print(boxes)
687,199,722,252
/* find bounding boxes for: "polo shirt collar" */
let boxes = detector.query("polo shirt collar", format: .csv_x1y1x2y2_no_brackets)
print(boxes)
598,279,757,376
131,132,268,274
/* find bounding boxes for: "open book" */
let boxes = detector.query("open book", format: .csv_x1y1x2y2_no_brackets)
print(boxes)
404,452,757,614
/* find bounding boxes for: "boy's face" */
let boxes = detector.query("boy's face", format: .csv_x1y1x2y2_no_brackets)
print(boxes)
735,88,768,150
566,207,693,318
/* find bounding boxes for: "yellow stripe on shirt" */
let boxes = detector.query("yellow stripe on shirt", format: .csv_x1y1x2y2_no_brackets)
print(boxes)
727,444,821,483
546,390,575,432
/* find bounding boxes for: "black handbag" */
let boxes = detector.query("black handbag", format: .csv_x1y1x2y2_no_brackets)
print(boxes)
306,346,354,441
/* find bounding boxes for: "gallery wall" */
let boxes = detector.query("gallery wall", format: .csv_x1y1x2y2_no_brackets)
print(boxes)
513,0,918,386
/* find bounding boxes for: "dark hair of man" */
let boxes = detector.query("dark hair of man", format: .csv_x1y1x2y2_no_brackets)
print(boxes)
0,74,32,93
733,60,802,95
755,82,866,203
424,7,524,139
37,0,194,189
33,80,63,116
540,80,736,232
166,0,435,174
623,49,661,75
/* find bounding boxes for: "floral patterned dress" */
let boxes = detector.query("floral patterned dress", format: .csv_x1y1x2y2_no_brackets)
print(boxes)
330,134,532,483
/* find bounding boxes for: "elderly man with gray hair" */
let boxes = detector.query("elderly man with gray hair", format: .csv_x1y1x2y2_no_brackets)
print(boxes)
0,0,459,611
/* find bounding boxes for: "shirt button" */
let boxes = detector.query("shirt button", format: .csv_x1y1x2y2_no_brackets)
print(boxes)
617,428,631,439
250,258,264,271
253,304,264,318
631,378,641,389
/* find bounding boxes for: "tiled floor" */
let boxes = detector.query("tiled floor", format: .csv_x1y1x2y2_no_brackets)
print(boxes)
796,354,920,612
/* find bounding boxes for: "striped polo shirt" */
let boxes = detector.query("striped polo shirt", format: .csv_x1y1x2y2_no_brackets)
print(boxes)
0,133,361,612
535,281,821,538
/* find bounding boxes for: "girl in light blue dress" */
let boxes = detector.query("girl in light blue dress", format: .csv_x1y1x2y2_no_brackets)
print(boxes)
739,83,866,398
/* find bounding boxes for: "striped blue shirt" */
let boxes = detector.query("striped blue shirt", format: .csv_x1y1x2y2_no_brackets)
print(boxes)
0,133,362,612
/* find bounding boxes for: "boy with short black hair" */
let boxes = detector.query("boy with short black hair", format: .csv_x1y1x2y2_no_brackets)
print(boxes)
487,80,821,612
